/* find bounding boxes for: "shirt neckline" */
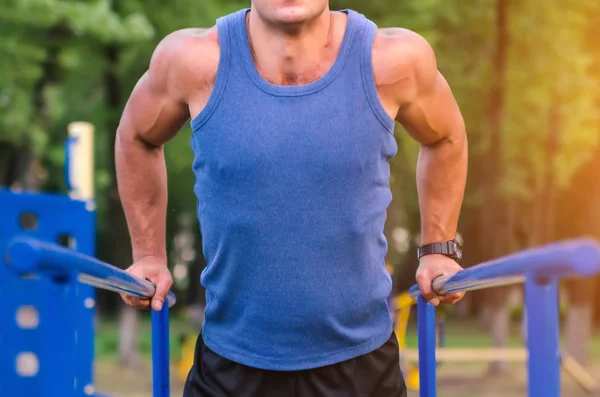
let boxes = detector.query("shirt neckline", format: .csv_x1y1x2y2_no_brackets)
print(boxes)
234,8,358,97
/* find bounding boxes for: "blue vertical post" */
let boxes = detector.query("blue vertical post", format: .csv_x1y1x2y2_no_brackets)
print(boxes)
151,305,170,397
45,277,77,396
525,274,560,397
418,295,437,397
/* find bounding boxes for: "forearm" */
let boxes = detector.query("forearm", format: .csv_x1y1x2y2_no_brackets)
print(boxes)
416,131,467,245
115,128,168,263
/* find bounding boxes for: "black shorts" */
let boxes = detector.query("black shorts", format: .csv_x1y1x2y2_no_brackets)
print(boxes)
183,331,407,397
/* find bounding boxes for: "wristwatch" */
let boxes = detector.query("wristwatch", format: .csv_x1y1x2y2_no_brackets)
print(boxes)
417,239,462,263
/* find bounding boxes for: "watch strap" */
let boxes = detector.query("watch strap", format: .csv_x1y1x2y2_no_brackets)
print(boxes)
418,240,461,261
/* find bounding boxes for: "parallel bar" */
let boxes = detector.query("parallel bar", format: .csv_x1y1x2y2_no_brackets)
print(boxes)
405,239,600,397
152,306,171,397
6,237,176,307
408,239,600,300
525,275,560,397
418,296,437,397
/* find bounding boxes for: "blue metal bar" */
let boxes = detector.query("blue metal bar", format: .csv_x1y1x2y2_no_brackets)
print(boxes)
408,239,600,300
6,237,176,307
407,239,600,397
45,278,77,396
525,274,560,397
418,296,437,397
152,305,171,397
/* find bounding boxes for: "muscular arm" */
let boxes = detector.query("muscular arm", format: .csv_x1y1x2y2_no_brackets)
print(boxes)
115,36,190,263
115,29,217,310
374,29,467,305
393,33,468,246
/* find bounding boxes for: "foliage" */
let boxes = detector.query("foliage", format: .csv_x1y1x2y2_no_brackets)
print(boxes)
503,0,600,195
1,0,599,295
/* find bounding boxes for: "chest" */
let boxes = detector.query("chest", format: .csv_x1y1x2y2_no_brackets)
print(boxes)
191,91,396,184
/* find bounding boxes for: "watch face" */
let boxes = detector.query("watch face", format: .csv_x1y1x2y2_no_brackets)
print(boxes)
452,240,462,260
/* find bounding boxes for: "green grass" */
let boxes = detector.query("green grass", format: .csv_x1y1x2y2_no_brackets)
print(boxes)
95,315,199,361
404,319,600,363
405,320,524,348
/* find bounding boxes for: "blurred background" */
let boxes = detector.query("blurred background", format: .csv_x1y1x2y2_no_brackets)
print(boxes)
2,0,600,396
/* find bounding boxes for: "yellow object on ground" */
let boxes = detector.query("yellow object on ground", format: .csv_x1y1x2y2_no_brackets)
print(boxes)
175,334,197,381
393,292,420,391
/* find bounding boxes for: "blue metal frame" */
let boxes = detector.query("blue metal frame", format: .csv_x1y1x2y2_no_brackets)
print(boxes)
0,190,95,397
417,296,437,397
4,229,176,397
3,132,175,396
408,239,600,397
525,274,560,397
152,306,171,397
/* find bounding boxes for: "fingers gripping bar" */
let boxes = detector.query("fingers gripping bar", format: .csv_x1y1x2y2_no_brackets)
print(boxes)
6,236,176,307
431,275,452,295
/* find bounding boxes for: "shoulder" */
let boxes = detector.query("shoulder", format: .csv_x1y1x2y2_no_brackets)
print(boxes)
147,27,220,98
374,28,436,68
152,27,220,66
372,28,438,103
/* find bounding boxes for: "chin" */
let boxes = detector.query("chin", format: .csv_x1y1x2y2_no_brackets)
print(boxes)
273,6,314,25
252,0,328,27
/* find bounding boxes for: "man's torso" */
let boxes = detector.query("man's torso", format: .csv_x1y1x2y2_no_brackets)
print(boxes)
164,8,420,371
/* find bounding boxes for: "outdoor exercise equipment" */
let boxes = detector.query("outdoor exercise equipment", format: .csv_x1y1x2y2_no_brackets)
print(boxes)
392,291,446,392
0,122,176,397
408,241,600,397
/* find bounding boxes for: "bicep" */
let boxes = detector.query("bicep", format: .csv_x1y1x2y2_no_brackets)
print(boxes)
395,71,465,146
118,72,189,148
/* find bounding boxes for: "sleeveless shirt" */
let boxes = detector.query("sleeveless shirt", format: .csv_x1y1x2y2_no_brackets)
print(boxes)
190,8,398,371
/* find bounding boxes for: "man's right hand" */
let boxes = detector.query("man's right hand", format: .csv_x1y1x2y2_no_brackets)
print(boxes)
120,256,173,312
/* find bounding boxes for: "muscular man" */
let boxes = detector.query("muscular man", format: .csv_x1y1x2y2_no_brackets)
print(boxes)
116,1,467,396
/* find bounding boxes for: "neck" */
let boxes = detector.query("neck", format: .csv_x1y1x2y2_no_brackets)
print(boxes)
246,8,337,86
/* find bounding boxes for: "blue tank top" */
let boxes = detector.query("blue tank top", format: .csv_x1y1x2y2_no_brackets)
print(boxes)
190,8,397,370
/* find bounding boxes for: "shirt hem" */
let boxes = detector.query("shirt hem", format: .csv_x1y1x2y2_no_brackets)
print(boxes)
201,324,394,371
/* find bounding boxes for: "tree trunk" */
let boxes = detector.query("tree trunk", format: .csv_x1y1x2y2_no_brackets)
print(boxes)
563,151,598,366
7,31,61,192
0,143,37,188
546,99,597,366
485,0,510,374
453,293,471,320
487,288,512,374
565,278,595,365
485,0,508,255
118,305,140,368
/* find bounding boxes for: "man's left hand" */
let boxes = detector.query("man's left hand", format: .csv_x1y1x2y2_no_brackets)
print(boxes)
416,255,465,306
